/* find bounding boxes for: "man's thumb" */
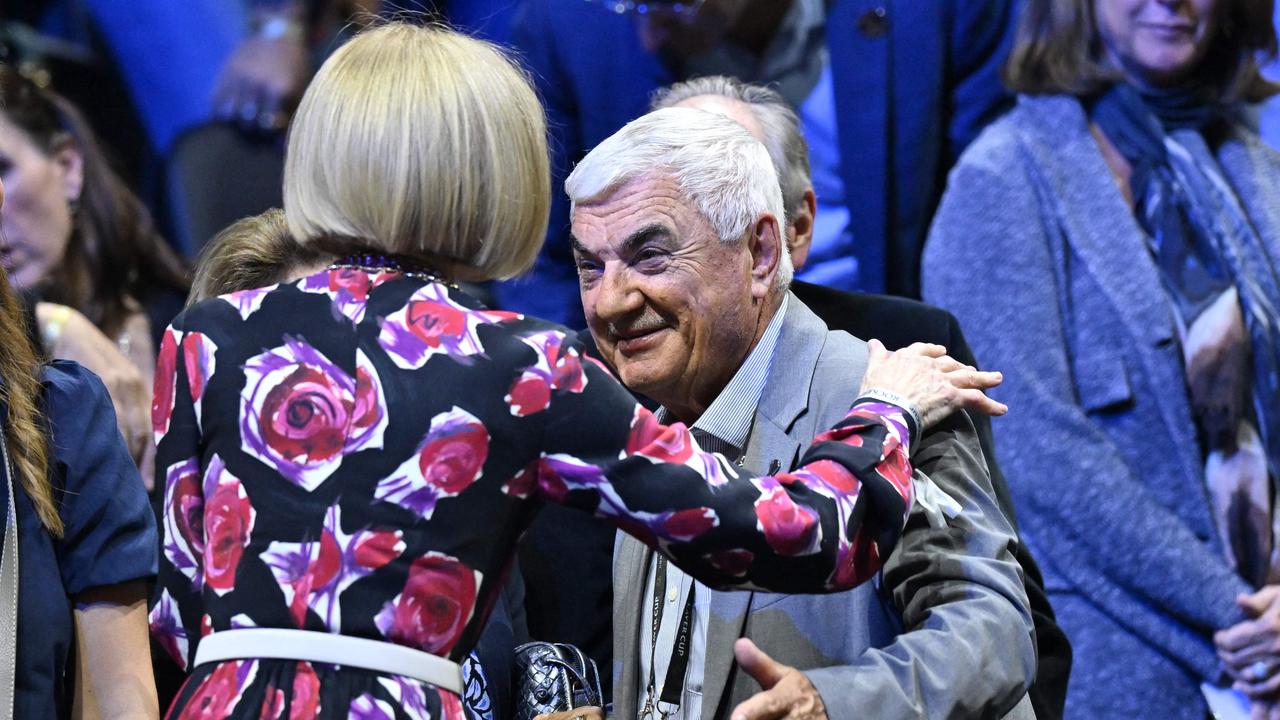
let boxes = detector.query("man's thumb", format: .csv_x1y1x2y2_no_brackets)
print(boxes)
734,638,785,689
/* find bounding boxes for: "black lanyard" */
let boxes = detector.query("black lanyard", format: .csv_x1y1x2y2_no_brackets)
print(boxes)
643,555,698,719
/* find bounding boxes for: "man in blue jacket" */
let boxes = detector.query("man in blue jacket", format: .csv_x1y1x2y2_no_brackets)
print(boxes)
498,0,1018,324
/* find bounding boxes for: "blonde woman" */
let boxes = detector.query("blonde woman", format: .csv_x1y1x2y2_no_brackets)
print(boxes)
150,21,991,719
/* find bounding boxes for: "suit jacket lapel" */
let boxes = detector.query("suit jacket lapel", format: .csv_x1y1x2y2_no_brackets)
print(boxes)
613,533,652,720
702,296,830,720
1021,98,1176,350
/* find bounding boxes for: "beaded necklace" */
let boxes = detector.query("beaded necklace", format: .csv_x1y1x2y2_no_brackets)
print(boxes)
329,251,457,287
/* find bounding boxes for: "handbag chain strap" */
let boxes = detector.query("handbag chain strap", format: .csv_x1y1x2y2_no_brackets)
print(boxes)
0,426,19,720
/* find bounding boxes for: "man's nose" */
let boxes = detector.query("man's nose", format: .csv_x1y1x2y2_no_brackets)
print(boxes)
592,264,643,322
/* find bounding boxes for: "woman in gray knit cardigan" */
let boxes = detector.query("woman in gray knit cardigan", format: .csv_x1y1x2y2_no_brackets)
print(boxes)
922,0,1280,717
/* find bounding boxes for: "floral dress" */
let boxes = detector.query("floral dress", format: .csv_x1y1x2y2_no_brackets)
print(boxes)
149,266,915,719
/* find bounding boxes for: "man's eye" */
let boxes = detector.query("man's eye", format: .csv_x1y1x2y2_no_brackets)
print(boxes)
576,259,601,276
634,249,667,267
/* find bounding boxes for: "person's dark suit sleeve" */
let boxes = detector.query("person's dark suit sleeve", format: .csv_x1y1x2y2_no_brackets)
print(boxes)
946,0,1018,164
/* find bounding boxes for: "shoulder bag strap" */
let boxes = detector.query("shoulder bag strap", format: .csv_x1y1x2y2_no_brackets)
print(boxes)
0,426,19,720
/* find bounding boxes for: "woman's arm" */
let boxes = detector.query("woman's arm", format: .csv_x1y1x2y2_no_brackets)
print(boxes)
37,303,151,474
72,580,158,720
519,332,991,595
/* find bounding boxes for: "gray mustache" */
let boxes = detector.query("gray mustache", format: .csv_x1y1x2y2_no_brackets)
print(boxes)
608,311,667,338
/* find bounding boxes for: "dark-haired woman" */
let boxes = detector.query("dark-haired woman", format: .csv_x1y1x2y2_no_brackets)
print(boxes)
923,0,1280,716
0,183,159,714
0,66,190,474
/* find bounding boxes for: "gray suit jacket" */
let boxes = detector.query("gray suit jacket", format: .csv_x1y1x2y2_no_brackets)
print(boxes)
922,94,1280,718
612,298,1036,719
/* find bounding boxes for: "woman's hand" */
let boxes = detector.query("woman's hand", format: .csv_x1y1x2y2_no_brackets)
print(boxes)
859,339,1007,430
38,303,151,471
1218,586,1280,698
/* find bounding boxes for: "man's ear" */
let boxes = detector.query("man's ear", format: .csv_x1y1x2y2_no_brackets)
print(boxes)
787,189,816,270
748,211,783,301
53,138,84,205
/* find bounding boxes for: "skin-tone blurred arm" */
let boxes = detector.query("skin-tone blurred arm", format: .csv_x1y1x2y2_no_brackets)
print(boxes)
37,303,152,482
72,580,159,720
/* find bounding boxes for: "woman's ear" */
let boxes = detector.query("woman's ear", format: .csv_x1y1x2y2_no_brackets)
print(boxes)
53,139,84,205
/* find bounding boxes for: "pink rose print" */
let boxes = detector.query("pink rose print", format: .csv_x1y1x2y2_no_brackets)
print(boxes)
163,458,205,586
182,332,217,430
505,331,588,416
203,456,256,595
624,406,734,486
219,284,277,320
625,406,693,463
501,460,538,499
291,662,321,719
876,448,913,503
439,689,465,720
661,507,719,541
831,532,880,590
149,589,190,669
241,340,387,490
377,283,519,369
175,659,258,719
706,548,754,577
376,407,488,518
260,688,284,720
297,267,401,324
153,327,180,442
375,552,481,655
261,504,405,628
752,477,821,556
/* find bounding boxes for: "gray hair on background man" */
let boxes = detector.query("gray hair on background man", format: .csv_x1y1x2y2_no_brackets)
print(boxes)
651,77,811,226
565,106,793,287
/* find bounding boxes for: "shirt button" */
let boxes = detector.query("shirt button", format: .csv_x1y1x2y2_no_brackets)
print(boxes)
668,588,678,603
858,6,888,38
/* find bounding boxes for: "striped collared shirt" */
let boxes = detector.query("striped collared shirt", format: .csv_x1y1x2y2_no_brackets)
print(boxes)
639,295,789,720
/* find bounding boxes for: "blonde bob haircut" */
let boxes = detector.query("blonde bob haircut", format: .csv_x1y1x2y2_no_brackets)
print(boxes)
284,22,550,279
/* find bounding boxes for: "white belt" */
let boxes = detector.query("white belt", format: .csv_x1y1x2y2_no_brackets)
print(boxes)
194,629,464,694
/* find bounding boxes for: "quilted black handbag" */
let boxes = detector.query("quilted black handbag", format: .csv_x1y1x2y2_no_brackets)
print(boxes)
512,642,604,720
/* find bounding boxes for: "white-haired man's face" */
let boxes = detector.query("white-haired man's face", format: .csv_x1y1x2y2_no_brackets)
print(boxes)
571,171,772,420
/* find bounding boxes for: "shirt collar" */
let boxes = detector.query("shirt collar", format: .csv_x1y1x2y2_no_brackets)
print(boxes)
658,295,790,452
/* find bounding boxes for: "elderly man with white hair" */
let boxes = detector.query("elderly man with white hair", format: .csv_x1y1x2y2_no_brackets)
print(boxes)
557,107,1037,720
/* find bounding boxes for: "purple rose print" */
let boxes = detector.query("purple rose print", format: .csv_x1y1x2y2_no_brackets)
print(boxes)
149,589,190,670
162,457,205,587
240,340,387,490
296,267,401,324
260,504,405,629
375,407,488,519
377,283,520,369
349,693,396,720
376,677,432,720
219,284,278,320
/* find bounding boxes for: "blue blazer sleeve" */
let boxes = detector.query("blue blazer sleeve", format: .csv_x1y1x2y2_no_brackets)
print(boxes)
45,360,158,595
